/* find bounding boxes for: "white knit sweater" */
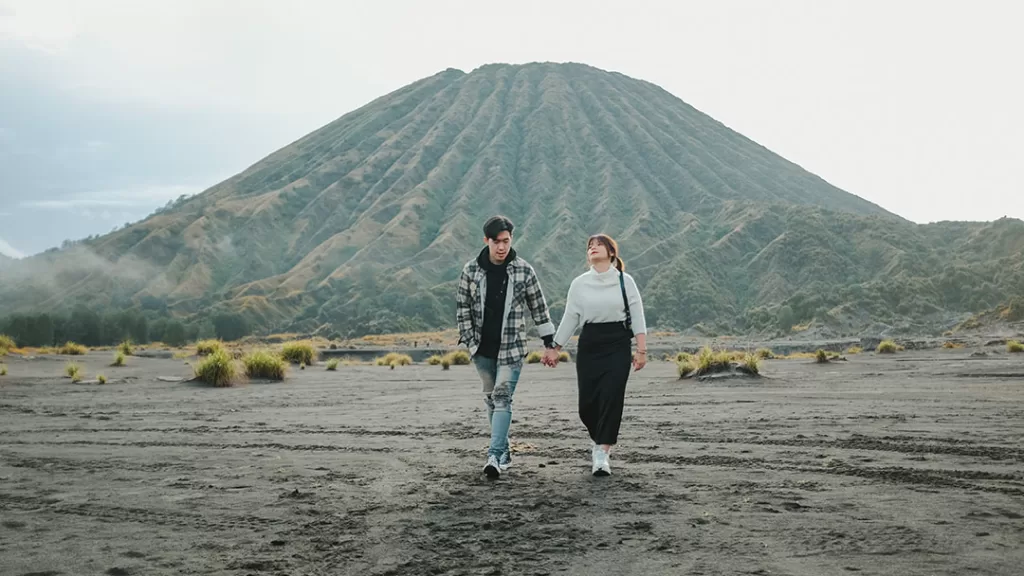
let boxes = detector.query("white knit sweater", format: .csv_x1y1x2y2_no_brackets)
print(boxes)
553,266,647,347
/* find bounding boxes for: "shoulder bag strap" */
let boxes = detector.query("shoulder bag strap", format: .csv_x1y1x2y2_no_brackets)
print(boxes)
618,270,632,331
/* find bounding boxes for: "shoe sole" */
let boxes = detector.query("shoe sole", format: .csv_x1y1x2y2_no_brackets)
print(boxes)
484,464,500,479
593,469,611,477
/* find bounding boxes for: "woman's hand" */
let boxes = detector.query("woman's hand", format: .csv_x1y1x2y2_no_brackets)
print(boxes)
633,350,647,371
543,347,560,367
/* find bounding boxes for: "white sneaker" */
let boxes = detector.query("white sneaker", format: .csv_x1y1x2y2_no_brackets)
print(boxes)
484,455,501,479
592,447,611,477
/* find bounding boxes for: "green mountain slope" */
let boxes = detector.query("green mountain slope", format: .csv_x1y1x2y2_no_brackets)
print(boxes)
1,63,1021,339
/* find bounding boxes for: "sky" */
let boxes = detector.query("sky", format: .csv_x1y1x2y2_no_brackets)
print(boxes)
0,0,1021,258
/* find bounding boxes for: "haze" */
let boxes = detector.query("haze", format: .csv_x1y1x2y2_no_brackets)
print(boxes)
1,0,1021,258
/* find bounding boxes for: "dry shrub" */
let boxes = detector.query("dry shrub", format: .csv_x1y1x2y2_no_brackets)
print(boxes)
60,342,87,355
441,357,451,370
196,339,224,356
1008,340,1024,353
326,358,340,371
876,340,899,354
97,374,107,385
65,362,82,382
375,352,412,367
193,349,239,387
444,350,472,366
846,346,863,355
943,341,964,349
427,355,443,366
815,349,830,364
243,350,287,380
742,354,761,374
526,351,543,364
0,334,15,354
756,348,775,360
112,351,126,367
696,347,732,375
281,341,316,365
559,351,570,362
676,357,695,378
119,340,134,356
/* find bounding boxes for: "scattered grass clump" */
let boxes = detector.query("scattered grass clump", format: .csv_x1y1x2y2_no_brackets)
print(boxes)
526,351,543,364
876,340,899,354
441,357,451,370
0,334,15,354
444,350,472,366
756,348,775,360
59,342,87,356
375,352,412,367
1,363,7,376
696,347,733,375
943,341,964,349
559,351,571,362
112,351,126,367
243,350,288,380
193,349,239,387
816,349,830,364
196,339,224,356
97,374,107,385
427,355,443,366
846,346,863,355
65,362,82,382
676,356,695,378
1008,340,1024,353
118,340,134,356
742,354,760,375
326,358,340,371
281,341,316,365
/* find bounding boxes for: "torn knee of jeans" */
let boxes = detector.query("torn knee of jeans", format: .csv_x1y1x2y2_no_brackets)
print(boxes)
483,395,496,410
491,391,512,409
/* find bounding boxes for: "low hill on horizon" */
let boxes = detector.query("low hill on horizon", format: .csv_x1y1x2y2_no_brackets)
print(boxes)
1,62,1022,342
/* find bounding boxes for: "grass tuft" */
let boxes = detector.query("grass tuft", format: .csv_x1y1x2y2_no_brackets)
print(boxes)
846,346,863,355
696,347,733,375
196,339,224,356
742,353,760,374
0,334,15,354
65,362,82,382
281,341,316,365
1008,340,1024,353
943,341,964,349
326,358,340,371
877,340,899,354
118,340,134,356
441,357,451,370
112,351,126,367
526,351,543,364
444,350,472,366
756,348,775,360
427,355,443,366
1,363,7,376
193,349,239,387
375,352,412,367
676,357,695,378
59,342,87,355
243,350,288,380
559,351,571,362
816,349,830,363
97,374,107,385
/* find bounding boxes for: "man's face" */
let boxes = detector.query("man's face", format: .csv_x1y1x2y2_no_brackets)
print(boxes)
485,231,512,263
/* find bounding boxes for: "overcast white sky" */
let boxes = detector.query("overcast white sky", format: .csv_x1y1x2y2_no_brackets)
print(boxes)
1,0,1022,257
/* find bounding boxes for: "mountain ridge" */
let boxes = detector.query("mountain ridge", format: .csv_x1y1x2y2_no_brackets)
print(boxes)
1,62,1021,341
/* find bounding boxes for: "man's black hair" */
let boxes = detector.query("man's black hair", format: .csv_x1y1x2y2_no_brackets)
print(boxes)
483,215,515,240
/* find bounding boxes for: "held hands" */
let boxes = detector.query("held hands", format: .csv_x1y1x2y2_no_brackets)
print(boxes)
542,347,560,368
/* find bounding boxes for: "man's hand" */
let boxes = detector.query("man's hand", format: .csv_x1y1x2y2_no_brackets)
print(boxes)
543,347,560,368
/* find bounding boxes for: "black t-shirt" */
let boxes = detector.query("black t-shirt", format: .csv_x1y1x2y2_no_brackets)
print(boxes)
476,248,512,359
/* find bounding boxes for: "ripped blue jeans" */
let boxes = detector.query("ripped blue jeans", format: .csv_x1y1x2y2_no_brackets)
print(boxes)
473,355,523,459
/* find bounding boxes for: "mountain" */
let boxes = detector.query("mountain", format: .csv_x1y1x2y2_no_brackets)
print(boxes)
1,62,1022,340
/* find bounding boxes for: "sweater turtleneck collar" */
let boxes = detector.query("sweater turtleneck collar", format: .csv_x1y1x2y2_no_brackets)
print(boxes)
589,264,619,281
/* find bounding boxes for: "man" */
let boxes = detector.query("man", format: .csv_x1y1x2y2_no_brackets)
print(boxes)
456,215,557,479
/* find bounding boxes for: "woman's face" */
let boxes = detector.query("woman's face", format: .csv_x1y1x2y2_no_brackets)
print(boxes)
588,239,610,264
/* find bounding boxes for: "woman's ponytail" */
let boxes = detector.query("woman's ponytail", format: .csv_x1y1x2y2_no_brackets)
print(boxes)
614,255,626,272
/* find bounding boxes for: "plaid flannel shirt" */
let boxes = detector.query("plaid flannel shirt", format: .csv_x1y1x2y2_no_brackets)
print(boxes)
456,253,555,366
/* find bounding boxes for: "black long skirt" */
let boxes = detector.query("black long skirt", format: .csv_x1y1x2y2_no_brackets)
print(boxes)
576,321,633,446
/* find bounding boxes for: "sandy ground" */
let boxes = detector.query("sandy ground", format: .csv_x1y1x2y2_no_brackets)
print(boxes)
1,348,1022,576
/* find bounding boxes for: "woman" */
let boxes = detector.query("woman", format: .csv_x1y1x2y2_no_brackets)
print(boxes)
545,233,647,476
